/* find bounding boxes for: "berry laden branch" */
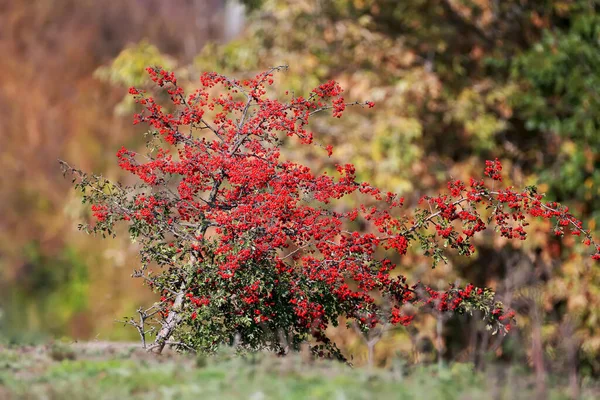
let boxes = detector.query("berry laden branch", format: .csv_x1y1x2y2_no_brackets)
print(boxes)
61,66,599,360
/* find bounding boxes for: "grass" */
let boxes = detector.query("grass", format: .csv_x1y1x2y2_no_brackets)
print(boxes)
0,342,598,399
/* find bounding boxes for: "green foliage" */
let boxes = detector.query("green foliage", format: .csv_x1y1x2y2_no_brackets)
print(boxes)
509,8,600,219
95,41,175,88
95,41,176,116
1,243,89,341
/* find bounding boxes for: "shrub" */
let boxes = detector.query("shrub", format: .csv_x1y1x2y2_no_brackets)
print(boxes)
61,66,599,360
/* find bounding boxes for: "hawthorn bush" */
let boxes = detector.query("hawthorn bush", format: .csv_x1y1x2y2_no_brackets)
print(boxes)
62,66,599,360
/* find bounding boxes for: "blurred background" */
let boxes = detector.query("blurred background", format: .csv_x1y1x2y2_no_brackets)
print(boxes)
0,0,599,383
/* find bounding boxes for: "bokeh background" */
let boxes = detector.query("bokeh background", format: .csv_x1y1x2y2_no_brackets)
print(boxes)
1,0,599,381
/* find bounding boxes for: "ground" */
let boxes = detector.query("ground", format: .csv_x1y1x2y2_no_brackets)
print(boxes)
0,342,598,399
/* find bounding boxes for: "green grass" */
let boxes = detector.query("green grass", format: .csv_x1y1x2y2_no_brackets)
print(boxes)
0,343,598,399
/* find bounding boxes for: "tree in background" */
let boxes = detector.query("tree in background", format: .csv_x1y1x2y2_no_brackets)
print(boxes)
177,0,600,376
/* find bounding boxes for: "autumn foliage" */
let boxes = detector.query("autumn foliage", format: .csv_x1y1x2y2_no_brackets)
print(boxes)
62,66,599,360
